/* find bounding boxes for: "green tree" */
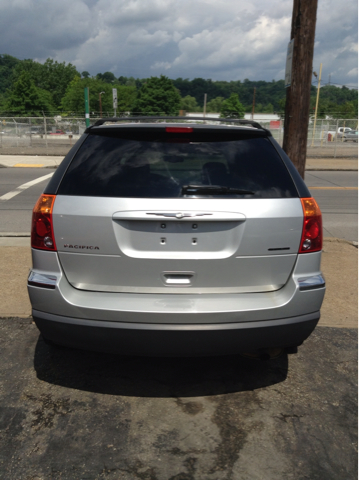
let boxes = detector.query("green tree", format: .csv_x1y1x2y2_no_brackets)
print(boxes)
131,76,181,115
206,96,224,113
118,76,144,88
116,85,137,113
0,54,21,94
61,77,136,115
263,103,274,113
220,93,245,118
97,71,116,83
81,71,90,78
118,76,127,85
11,58,79,108
278,97,286,112
5,71,55,115
180,95,200,112
336,101,358,119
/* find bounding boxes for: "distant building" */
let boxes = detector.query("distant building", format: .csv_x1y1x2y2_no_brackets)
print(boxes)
186,113,280,121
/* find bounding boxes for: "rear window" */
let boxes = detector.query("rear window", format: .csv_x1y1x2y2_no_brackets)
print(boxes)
58,130,298,198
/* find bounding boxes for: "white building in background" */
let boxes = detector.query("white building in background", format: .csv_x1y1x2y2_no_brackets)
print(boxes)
186,113,280,122
244,113,280,121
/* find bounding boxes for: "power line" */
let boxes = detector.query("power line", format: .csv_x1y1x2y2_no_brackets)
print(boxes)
311,81,358,89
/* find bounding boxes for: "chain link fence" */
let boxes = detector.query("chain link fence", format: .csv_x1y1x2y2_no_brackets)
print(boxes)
258,118,358,158
0,117,87,155
0,116,357,157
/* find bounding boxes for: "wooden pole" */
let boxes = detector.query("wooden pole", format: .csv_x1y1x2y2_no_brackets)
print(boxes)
283,0,318,178
311,63,322,146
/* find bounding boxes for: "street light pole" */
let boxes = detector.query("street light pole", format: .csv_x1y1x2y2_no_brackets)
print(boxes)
99,91,105,118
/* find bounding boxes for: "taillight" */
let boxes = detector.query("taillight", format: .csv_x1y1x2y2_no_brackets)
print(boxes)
31,194,57,251
299,198,322,253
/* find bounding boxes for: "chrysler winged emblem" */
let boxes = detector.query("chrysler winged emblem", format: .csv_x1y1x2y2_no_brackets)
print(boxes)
146,212,212,219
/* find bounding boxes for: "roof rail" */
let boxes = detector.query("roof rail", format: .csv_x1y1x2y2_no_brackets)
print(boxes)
91,116,264,130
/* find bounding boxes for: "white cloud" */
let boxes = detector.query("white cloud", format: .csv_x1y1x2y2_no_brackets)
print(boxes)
151,61,172,70
126,29,172,47
0,0,356,86
172,15,290,73
97,0,174,26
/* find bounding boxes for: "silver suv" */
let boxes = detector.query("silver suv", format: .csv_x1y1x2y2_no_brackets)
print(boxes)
28,117,325,356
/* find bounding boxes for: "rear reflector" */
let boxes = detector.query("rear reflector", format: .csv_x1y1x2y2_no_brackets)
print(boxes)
31,194,57,251
299,198,322,253
166,127,193,133
28,271,57,289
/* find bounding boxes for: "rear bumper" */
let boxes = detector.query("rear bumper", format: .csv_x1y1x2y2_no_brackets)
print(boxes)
28,249,325,355
33,310,319,356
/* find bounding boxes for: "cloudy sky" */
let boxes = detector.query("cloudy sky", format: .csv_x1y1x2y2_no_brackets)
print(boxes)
1,0,357,87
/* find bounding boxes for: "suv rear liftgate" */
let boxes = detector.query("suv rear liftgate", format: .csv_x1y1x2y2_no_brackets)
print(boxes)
28,117,325,355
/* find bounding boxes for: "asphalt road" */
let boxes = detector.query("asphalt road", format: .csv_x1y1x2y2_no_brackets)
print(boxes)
304,171,358,241
0,317,357,480
0,168,358,241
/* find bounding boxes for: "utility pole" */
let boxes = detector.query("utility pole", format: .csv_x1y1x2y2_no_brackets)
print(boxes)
203,93,207,118
113,88,117,117
252,88,256,119
283,0,318,178
84,88,90,127
99,91,105,118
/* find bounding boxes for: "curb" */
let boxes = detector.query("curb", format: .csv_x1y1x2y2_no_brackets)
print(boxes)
305,168,358,171
305,167,358,172
0,164,58,169
322,237,358,248
0,233,30,237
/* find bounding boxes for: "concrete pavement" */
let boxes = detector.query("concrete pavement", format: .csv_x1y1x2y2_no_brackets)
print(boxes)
0,155,63,168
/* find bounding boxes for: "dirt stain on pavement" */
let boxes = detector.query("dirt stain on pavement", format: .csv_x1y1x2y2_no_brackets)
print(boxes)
208,392,262,478
175,399,204,415
25,393,71,431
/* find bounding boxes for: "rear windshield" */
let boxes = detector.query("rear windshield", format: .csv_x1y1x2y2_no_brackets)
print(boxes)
58,130,298,198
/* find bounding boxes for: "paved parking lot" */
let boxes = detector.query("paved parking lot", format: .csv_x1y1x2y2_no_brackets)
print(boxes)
0,318,357,480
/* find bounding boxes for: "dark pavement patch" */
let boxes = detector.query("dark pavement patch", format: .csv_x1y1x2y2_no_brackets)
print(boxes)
0,317,357,479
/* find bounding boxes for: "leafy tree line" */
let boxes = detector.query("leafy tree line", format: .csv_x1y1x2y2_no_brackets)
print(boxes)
0,54,357,118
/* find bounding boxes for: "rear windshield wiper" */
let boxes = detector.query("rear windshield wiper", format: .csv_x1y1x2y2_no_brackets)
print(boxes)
181,185,255,195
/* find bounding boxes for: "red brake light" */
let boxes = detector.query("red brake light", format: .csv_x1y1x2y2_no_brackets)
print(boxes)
165,127,193,133
299,198,322,253
31,194,57,251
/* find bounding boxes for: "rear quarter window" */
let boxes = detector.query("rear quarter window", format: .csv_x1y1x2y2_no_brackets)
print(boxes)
57,130,298,198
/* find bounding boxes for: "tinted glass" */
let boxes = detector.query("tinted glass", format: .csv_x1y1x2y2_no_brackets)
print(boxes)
58,132,298,198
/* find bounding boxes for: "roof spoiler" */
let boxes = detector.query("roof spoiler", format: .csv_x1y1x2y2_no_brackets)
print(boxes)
91,116,264,130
